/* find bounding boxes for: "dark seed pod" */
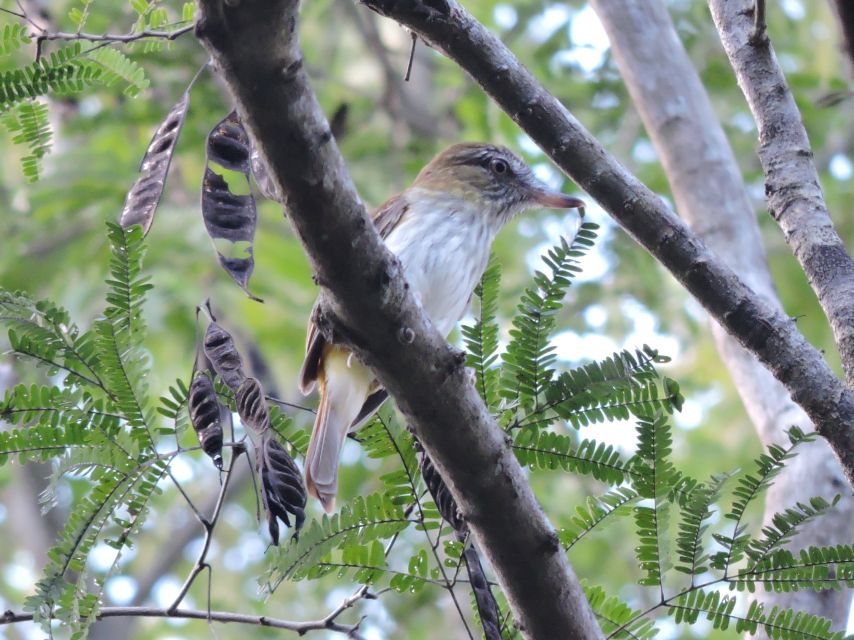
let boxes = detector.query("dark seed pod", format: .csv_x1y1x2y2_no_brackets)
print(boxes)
258,433,307,543
188,372,224,469
416,439,465,533
203,321,245,391
463,544,502,640
416,439,500,639
202,111,262,301
236,377,269,435
119,91,190,235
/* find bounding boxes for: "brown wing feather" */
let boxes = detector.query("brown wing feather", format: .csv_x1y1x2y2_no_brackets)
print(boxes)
298,195,410,396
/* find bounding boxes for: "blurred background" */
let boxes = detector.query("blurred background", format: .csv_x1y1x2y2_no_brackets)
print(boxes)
1,0,852,638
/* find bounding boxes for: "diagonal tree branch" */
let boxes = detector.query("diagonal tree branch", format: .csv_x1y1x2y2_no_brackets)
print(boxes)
193,1,602,638
590,0,853,630
360,0,854,488
709,0,854,390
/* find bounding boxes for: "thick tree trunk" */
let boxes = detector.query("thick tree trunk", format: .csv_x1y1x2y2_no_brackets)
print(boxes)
591,0,853,630
709,0,854,390
194,1,603,638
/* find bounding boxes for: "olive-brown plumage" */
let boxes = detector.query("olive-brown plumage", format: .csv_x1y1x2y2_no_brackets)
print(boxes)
300,143,584,511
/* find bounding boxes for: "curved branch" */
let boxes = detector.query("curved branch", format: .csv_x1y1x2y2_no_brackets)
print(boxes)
359,0,854,488
709,0,854,389
0,606,361,636
193,1,602,638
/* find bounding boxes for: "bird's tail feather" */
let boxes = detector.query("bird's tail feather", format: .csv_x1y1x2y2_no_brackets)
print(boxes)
304,349,371,513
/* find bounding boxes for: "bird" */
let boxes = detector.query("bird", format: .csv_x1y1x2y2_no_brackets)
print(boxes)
298,142,585,512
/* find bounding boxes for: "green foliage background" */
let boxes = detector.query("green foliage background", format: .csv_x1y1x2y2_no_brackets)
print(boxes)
0,0,852,638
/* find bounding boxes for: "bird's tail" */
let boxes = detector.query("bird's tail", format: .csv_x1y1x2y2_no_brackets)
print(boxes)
305,348,371,513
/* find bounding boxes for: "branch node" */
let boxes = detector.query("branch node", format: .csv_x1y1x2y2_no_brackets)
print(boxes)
281,57,304,83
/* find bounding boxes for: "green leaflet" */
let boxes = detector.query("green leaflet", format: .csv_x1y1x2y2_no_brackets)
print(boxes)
501,222,599,413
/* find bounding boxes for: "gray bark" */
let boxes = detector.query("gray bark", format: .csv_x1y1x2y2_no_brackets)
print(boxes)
362,0,854,489
591,0,852,630
710,0,854,390
194,1,603,638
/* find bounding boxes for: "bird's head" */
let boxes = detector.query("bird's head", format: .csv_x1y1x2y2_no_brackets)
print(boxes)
412,142,585,223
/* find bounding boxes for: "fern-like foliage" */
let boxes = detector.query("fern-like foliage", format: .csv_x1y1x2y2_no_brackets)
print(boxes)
560,487,639,551
0,100,51,181
500,222,599,413
585,583,659,639
84,47,150,97
631,413,683,588
516,347,683,430
711,427,816,573
730,545,854,593
513,428,630,484
673,471,734,579
462,253,501,411
0,23,31,56
264,493,412,589
0,44,103,110
669,590,846,639
0,223,167,636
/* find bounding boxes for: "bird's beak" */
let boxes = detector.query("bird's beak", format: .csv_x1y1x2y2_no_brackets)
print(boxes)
529,186,586,210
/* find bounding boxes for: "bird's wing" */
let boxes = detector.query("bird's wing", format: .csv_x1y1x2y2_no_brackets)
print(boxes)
298,195,410,395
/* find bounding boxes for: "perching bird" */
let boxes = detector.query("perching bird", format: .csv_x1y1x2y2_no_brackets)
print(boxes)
299,142,585,512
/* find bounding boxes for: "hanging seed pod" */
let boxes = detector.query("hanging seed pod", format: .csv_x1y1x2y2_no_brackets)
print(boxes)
202,111,262,301
416,438,465,533
258,433,306,543
188,372,224,469
236,376,270,435
416,438,500,639
463,542,502,640
203,321,245,391
119,91,190,235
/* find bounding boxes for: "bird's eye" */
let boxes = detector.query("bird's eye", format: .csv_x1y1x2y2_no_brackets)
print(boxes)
490,158,509,175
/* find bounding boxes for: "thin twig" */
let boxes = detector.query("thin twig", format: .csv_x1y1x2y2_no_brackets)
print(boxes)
749,0,767,44
36,23,195,45
167,443,246,612
167,469,207,526
265,394,316,414
404,31,417,81
0,606,362,635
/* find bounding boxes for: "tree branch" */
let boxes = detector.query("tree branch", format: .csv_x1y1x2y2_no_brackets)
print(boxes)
0,606,361,636
359,0,854,488
831,0,854,73
35,24,194,44
193,1,602,638
590,0,853,629
709,0,854,390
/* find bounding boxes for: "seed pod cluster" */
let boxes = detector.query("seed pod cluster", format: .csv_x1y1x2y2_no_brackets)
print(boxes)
203,321,245,391
235,377,270,435
187,372,224,469
258,433,307,543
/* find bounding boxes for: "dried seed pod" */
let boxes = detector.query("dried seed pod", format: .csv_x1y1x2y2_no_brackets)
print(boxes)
203,321,245,391
463,542,502,640
258,433,306,543
236,376,270,435
188,372,223,469
416,439,500,639
202,111,261,301
119,91,190,235
417,439,465,533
